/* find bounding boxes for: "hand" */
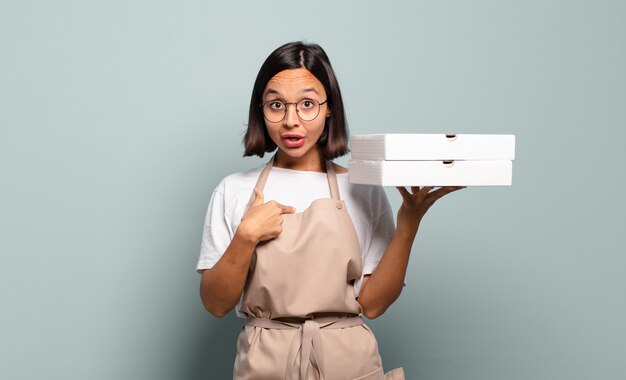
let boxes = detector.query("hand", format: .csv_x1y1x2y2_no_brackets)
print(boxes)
237,188,296,244
395,186,465,232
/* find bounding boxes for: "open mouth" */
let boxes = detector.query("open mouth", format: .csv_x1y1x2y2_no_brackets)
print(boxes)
282,135,305,148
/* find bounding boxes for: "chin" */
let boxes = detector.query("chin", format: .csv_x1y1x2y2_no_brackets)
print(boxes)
279,149,306,158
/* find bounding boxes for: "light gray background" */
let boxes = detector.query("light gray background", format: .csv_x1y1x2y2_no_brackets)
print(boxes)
1,0,624,379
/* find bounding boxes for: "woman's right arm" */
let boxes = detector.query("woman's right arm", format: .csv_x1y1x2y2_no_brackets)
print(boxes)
199,189,295,317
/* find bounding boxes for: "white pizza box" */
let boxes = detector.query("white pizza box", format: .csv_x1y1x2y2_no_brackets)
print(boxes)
348,159,513,186
350,134,516,161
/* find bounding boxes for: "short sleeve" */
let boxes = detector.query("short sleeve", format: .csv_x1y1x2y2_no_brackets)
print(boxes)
196,184,234,272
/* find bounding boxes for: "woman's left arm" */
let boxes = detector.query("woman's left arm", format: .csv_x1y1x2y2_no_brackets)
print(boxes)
357,186,464,319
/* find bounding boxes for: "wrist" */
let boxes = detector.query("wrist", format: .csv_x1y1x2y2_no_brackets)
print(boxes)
234,225,259,247
395,222,419,240
397,210,420,233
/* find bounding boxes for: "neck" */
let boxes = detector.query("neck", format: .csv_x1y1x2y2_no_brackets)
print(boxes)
273,149,326,172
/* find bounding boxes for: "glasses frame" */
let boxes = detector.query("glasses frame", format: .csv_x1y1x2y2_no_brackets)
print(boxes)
260,98,328,123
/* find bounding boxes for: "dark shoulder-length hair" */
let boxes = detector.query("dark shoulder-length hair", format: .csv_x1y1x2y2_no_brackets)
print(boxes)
243,41,349,160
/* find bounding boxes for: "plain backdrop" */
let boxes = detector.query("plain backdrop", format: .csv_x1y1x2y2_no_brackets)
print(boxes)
1,0,624,379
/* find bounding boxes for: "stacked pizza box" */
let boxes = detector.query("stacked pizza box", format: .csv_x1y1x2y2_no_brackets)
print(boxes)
348,134,516,186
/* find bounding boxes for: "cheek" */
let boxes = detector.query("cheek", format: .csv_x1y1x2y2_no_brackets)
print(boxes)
264,122,280,138
312,120,327,137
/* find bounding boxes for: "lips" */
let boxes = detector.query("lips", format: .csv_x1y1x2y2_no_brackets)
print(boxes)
281,134,305,148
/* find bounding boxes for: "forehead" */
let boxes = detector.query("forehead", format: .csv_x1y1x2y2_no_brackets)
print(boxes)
264,68,326,97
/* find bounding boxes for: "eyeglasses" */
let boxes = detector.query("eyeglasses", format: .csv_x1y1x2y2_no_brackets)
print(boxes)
261,98,328,123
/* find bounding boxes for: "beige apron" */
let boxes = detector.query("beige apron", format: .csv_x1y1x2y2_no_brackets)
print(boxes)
233,157,404,380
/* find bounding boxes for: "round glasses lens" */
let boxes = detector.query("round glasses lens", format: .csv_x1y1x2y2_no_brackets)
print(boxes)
296,99,320,121
263,101,286,123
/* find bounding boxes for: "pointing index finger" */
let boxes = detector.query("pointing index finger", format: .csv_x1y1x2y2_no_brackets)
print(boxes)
278,203,296,214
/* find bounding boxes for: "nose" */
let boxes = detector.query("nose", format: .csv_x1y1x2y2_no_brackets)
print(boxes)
283,103,299,128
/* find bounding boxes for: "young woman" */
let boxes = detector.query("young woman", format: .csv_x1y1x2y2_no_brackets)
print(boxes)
197,41,463,379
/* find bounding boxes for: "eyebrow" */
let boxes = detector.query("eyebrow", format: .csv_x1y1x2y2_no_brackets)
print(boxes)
301,87,319,95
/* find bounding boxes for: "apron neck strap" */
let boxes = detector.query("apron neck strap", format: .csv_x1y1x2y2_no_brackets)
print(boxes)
244,155,275,213
325,161,340,201
245,154,341,212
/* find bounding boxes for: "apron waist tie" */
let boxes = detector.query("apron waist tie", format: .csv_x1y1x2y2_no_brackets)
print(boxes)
246,315,363,380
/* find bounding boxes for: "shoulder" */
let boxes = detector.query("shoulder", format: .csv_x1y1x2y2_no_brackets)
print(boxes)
215,165,264,194
209,165,264,211
207,165,265,220
331,162,349,174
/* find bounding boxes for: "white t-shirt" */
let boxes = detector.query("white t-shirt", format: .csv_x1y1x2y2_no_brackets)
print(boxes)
196,164,395,317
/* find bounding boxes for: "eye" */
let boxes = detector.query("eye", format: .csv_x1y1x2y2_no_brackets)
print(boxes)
300,99,316,109
268,101,284,111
